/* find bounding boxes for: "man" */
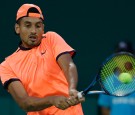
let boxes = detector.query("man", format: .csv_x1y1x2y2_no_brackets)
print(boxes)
98,40,135,115
0,3,85,115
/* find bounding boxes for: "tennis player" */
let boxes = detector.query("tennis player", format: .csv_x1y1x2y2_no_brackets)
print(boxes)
0,3,85,115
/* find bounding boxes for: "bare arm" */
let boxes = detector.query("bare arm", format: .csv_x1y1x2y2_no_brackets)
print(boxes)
8,81,74,112
57,53,78,91
57,53,85,103
7,53,84,112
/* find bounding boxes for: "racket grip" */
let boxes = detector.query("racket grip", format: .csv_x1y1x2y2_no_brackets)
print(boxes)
77,91,83,98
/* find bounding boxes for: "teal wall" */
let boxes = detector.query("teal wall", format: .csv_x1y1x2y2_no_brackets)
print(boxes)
0,0,135,115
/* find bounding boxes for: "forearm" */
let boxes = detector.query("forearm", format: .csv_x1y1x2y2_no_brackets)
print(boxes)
57,53,78,90
21,95,78,111
66,63,78,90
20,96,54,112
8,81,54,112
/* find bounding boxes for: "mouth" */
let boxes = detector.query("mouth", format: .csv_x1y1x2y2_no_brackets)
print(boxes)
29,35,37,42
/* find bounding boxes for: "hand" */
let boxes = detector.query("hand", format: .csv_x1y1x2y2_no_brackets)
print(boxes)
69,89,78,97
69,89,85,104
50,96,71,110
50,94,85,110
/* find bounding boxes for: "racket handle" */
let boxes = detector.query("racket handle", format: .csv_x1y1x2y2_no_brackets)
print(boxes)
77,91,84,98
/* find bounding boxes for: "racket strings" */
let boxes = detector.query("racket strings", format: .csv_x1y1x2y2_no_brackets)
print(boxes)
100,54,135,96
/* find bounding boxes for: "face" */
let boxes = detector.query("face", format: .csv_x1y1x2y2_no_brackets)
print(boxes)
15,17,44,48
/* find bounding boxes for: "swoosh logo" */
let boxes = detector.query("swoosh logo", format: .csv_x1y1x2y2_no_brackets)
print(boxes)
41,50,46,55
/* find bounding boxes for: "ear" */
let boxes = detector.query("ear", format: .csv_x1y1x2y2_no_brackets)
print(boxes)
15,23,20,34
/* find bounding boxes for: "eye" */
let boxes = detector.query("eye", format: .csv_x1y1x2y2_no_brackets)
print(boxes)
36,24,42,28
25,24,31,28
36,25,41,28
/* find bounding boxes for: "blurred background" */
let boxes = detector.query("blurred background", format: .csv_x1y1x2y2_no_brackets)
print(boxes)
0,0,135,115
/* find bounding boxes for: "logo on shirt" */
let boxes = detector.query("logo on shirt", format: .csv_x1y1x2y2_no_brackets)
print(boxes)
41,50,46,55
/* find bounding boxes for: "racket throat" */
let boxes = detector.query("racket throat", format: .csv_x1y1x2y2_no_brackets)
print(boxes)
83,78,97,95
87,91,105,94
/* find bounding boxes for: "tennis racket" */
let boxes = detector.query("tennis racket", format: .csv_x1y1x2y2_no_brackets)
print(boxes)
78,52,135,98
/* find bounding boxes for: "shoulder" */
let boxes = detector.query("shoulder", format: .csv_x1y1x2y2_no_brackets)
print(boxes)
42,31,64,45
45,31,59,36
3,48,22,63
43,31,63,40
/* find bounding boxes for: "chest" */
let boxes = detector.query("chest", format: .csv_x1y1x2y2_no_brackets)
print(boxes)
11,49,60,84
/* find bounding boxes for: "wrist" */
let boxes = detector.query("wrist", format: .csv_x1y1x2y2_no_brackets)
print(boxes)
45,96,56,105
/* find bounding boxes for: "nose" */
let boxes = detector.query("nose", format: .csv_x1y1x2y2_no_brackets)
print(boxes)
31,26,36,34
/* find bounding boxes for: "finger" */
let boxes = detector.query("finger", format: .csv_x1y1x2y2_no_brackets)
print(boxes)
78,96,85,102
60,101,71,109
56,103,69,110
66,98,74,105
67,97,79,106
